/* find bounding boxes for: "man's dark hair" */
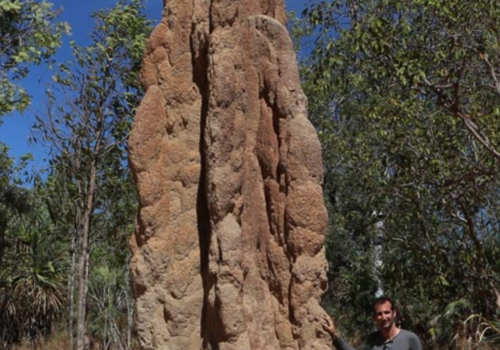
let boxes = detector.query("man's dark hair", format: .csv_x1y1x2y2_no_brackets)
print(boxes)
372,295,395,312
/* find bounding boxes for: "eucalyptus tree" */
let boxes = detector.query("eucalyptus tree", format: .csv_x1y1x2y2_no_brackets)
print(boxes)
0,0,69,116
298,1,500,347
0,0,67,283
33,1,152,349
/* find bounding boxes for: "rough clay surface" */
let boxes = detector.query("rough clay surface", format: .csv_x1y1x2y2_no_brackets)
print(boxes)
129,1,330,349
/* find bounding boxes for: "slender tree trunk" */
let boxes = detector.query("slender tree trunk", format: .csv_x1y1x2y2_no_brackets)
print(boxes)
373,211,384,297
68,223,78,348
75,164,97,350
374,222,384,297
0,216,8,273
126,258,134,350
71,125,84,349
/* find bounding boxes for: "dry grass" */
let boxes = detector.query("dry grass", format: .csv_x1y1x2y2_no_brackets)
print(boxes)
8,333,496,350
8,333,143,350
9,333,70,350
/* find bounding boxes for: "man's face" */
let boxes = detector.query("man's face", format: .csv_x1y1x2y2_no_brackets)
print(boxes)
373,301,396,330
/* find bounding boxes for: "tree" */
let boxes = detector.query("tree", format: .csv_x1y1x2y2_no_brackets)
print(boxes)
0,0,69,116
302,0,500,161
0,148,69,347
0,207,68,346
33,1,152,348
1,0,67,292
0,146,32,275
298,1,500,348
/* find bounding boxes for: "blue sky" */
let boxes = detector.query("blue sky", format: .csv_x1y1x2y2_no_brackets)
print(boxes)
0,0,306,169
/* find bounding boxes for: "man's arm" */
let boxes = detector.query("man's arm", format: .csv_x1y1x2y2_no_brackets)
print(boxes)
333,337,359,350
408,333,422,350
320,313,368,350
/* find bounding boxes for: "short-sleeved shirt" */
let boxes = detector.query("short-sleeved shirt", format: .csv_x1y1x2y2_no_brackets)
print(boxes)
334,329,422,350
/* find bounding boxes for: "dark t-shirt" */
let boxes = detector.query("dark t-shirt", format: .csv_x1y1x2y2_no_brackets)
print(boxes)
334,329,422,350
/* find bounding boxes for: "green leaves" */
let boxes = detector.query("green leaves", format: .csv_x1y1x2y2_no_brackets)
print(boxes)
30,1,152,348
0,0,70,116
0,0,22,12
0,200,69,344
0,1,151,347
299,0,500,347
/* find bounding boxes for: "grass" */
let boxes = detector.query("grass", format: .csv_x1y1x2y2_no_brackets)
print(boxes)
10,333,70,350
8,332,142,350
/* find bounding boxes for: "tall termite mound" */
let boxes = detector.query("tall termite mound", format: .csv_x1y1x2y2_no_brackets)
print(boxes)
129,1,331,349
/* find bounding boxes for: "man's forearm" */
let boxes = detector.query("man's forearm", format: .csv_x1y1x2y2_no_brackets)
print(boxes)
331,337,360,350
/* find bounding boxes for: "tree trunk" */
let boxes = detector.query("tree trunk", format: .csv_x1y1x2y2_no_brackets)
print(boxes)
126,259,133,350
75,164,97,350
68,224,78,348
0,218,7,274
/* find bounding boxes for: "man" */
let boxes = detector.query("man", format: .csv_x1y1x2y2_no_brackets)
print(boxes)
321,296,422,350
